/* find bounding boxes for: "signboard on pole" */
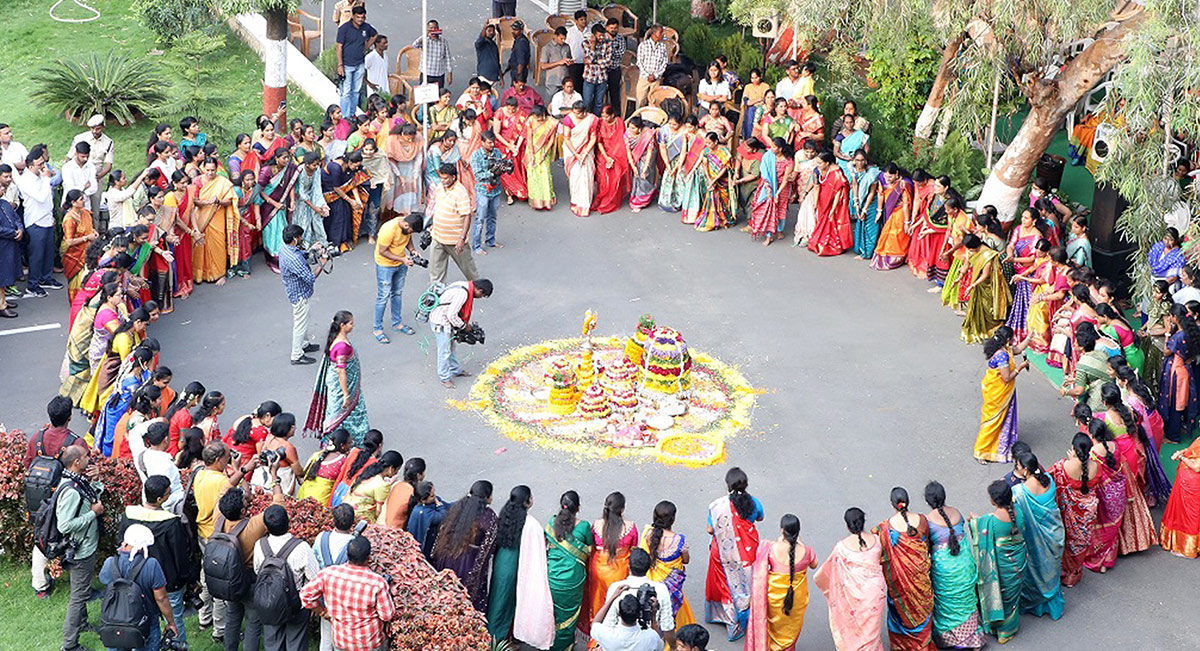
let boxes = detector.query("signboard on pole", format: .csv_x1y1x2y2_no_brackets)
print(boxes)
413,83,439,105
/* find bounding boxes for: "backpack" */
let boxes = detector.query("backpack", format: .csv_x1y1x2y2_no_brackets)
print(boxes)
24,428,79,513
202,515,254,601
32,479,82,561
316,531,350,569
253,537,303,626
99,556,151,649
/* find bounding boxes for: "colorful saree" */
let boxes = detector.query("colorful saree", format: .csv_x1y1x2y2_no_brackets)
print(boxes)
790,156,819,242
1105,421,1157,555
658,124,687,212
386,133,424,216
61,210,95,299
678,136,708,225
561,113,597,217
546,520,591,650
1159,331,1199,443
705,496,760,641
975,347,1019,463
1085,456,1126,573
581,524,638,635
525,117,558,210
748,151,785,238
813,538,887,651
870,175,913,270
835,130,869,177
424,142,461,193
638,529,697,626
745,540,817,651
927,521,984,649
808,166,853,256
1161,438,1200,558
304,341,370,445
165,189,194,295
496,109,529,200
874,517,935,651
968,514,1027,643
231,184,257,274
849,165,881,258
939,210,972,306
627,128,658,210
905,184,943,279
95,367,149,457
961,247,1012,344
592,117,630,214
433,509,498,612
1102,320,1145,374
292,167,328,246
1048,461,1098,586
1012,481,1065,619
259,162,298,256
694,145,732,231
193,175,235,283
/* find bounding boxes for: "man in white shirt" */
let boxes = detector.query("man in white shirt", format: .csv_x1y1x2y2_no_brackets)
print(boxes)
550,78,584,118
71,114,114,217
429,278,492,388
134,422,184,512
564,9,588,91
774,60,804,106
254,505,320,651
60,142,98,208
600,549,675,643
16,151,59,296
363,35,389,99
590,582,663,651
313,504,357,651
0,123,28,172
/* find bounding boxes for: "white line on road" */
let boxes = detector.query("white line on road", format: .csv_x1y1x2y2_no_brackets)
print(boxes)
0,323,61,337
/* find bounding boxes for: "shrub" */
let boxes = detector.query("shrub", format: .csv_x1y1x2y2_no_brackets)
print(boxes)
315,47,340,81
132,0,217,45
899,131,988,199
31,53,167,126
159,32,238,143
681,24,718,68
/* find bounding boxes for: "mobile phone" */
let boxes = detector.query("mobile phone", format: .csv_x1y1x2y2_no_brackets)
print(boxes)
278,100,288,110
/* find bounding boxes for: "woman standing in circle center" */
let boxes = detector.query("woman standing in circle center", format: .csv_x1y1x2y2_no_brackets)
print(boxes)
545,491,591,651
745,513,818,651
923,481,985,648
305,311,370,445
705,467,763,641
874,487,935,651
581,491,638,636
560,102,598,217
975,326,1029,464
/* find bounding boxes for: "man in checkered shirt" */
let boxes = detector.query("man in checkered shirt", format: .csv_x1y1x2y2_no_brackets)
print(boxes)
411,19,453,88
300,537,395,651
581,23,612,115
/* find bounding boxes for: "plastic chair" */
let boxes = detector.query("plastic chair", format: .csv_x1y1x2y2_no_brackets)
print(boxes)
648,85,685,110
531,29,554,85
389,46,422,97
627,105,667,128
622,66,639,118
287,10,323,60
546,14,572,30
603,4,639,37
495,16,519,61
663,27,679,43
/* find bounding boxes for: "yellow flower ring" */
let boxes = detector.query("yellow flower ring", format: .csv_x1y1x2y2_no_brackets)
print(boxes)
449,336,757,467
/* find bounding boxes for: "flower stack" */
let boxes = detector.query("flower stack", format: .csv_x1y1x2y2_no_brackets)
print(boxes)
640,326,693,399
575,343,597,388
546,359,580,415
578,384,612,419
625,313,656,367
601,357,639,396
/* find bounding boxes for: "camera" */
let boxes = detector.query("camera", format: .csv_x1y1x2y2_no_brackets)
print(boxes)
418,230,432,250
635,583,656,629
306,241,340,272
159,629,188,650
410,253,430,268
489,155,515,177
259,448,284,466
453,322,486,345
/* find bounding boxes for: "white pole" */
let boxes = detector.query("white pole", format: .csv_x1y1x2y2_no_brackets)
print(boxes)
986,69,1001,169
652,0,657,24
320,0,326,52
419,0,428,204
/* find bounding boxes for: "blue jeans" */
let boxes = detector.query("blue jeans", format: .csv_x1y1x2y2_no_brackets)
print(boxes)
472,190,499,251
340,64,365,117
434,326,461,381
106,622,159,651
168,588,187,645
582,80,607,115
26,224,54,288
374,264,409,331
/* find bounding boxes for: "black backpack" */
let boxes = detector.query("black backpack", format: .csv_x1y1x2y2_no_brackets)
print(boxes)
202,515,254,601
24,428,79,513
253,536,304,626
32,479,82,561
99,556,151,649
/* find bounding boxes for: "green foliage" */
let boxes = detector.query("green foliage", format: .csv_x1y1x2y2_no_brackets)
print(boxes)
30,53,166,126
862,23,940,141
315,47,340,81
681,24,718,68
898,132,987,199
217,0,300,13
132,0,216,45
159,32,238,143
720,32,769,83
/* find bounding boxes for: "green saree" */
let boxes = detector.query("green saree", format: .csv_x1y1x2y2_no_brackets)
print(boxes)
545,520,591,651
487,545,520,639
968,513,1028,644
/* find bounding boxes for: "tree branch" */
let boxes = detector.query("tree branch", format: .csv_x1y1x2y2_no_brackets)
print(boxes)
1054,9,1147,113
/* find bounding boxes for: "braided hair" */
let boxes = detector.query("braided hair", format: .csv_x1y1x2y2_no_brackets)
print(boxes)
844,507,867,550
494,485,532,550
345,429,384,481
923,481,959,555
725,467,757,521
1089,419,1119,471
1072,402,1093,430
301,429,350,482
1101,381,1154,460
988,480,1019,534
646,501,676,568
1015,448,1051,488
890,487,917,536
1073,432,1093,494
1171,303,1200,360
552,491,581,542
351,450,402,489
1115,364,1157,412
780,514,801,615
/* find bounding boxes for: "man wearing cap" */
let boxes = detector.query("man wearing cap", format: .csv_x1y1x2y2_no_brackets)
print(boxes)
99,524,180,650
505,20,531,85
71,115,114,220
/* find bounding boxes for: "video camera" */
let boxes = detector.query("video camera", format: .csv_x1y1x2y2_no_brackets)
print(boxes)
409,252,430,268
489,155,515,177
259,448,285,466
306,241,340,273
159,629,188,650
635,583,656,629
453,322,486,345
418,230,432,251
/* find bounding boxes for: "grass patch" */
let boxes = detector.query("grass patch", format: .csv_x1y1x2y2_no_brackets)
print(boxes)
0,0,320,174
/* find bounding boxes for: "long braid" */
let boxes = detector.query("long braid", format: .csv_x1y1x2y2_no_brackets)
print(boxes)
647,522,665,569
899,504,916,536
780,514,800,615
936,506,960,555
1004,503,1019,535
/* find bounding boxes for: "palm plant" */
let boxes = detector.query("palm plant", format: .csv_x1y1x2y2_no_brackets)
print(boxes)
31,53,166,125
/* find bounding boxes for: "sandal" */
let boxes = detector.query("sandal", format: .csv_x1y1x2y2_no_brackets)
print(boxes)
393,324,416,335
374,331,391,344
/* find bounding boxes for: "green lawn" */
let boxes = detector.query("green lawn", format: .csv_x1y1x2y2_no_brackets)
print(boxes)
0,0,321,174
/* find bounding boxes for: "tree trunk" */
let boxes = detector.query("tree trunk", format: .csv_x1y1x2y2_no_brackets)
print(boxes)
263,7,289,126
915,31,966,141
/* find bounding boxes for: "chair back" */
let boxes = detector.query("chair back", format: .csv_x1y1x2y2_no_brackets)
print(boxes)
396,46,422,79
546,14,571,30
649,85,684,109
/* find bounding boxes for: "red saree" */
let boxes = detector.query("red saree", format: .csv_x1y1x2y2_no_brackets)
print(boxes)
874,517,935,651
592,117,631,214
1084,456,1126,572
496,110,528,200
906,183,942,278
1048,461,1098,586
1162,439,1200,557
167,188,194,294
807,166,853,256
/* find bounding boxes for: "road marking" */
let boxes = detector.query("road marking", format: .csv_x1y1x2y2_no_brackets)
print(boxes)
0,322,61,337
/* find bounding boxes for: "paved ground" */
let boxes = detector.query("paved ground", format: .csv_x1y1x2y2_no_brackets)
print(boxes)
3,3,1196,649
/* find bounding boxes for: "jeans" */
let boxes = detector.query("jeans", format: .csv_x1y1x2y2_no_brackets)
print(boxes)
365,184,383,237
26,223,54,288
434,325,461,381
291,297,311,360
63,553,96,650
582,80,608,115
225,597,261,651
340,64,366,118
374,264,409,331
107,623,159,651
168,588,187,645
472,190,499,251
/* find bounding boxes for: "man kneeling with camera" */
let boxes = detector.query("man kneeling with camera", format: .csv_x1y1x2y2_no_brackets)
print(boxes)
591,549,671,650
429,278,493,389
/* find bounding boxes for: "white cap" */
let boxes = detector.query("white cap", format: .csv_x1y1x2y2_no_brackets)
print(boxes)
86,114,105,128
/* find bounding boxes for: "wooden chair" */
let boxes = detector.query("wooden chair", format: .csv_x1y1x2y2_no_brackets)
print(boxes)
546,14,572,30
603,4,639,37
531,29,554,85
389,46,422,97
287,10,323,59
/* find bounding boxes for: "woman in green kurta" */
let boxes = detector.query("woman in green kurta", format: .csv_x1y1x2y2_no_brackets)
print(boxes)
487,485,533,641
545,491,591,651
968,481,1028,644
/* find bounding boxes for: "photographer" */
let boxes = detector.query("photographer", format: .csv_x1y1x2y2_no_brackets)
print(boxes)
599,549,675,645
468,130,505,255
279,224,326,365
372,214,423,344
590,583,663,651
56,446,103,651
429,278,493,389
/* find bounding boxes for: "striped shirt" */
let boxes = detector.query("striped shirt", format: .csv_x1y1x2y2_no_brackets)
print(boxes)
431,182,471,245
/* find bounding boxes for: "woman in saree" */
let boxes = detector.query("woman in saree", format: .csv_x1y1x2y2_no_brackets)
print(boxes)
62,280,123,405
939,197,973,310
1007,209,1051,334
292,151,328,246
733,138,765,223
61,190,97,300
545,491,591,650
386,123,424,217
904,170,941,278
424,130,461,198
699,101,734,145
677,117,707,225
252,116,288,163
292,124,319,164
1027,247,1072,353
848,151,881,259
165,171,197,298
960,235,1013,344
454,110,484,212
658,112,689,212
227,133,261,180
874,487,935,651
1114,364,1173,505
968,481,1028,644
757,97,794,146
639,501,697,628
582,492,638,635
229,170,259,278
192,159,234,285
1052,432,1103,588
592,105,631,215
431,480,498,612
296,429,350,505
1148,227,1185,287
1084,420,1127,573
808,151,853,256
305,310,370,444
741,70,771,142
1010,449,1065,619
705,467,762,641
1158,303,1200,443
794,95,825,150
923,482,985,649
694,132,732,232
487,486,554,645
1066,214,1092,267
82,307,149,417
789,142,819,247
68,247,130,329
748,138,795,245
94,346,153,457
1162,437,1200,557
833,115,870,179
492,97,529,204
560,102,598,218
745,514,817,651
525,106,559,211
869,163,914,270
813,508,887,651
1096,384,1157,555
259,147,299,269
1095,304,1145,373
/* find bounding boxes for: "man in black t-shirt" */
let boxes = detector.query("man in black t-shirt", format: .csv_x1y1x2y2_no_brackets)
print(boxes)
335,5,378,119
